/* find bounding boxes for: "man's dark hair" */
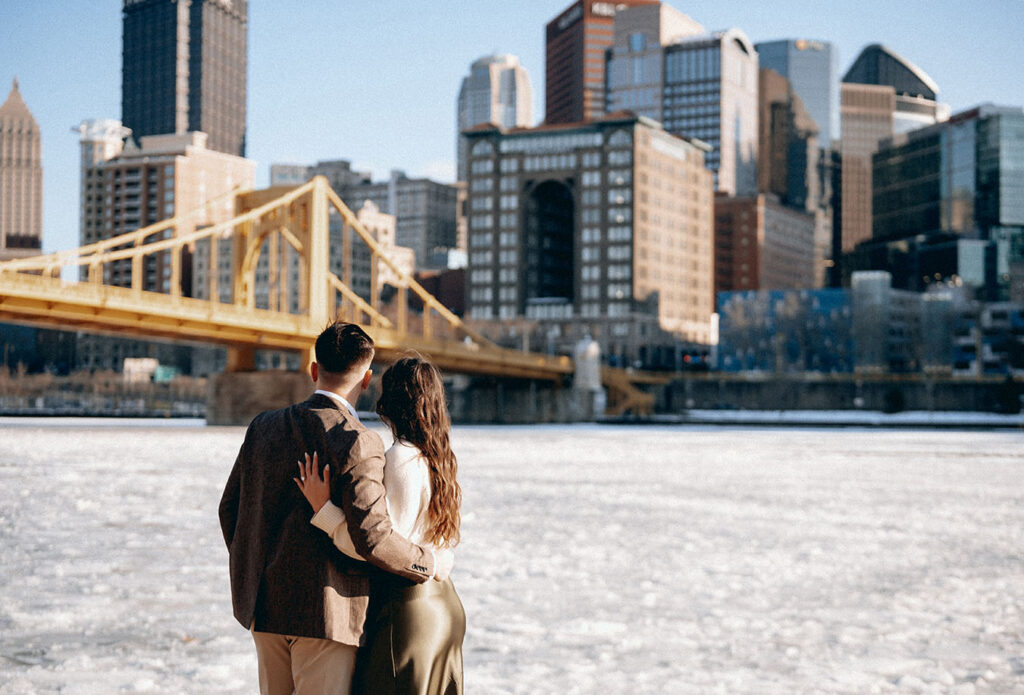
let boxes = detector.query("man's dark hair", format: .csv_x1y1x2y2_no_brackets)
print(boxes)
314,322,375,375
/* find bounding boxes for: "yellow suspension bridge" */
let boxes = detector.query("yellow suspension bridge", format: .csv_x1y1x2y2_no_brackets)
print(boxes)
0,177,661,416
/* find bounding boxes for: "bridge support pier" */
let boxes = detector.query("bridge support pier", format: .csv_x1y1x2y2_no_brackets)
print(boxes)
447,376,597,423
207,370,312,426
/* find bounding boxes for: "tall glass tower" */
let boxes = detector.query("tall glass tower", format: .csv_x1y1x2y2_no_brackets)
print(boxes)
755,39,838,148
605,6,758,195
121,0,248,157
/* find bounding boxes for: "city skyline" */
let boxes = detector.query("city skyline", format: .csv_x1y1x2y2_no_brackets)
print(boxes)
1,0,1021,255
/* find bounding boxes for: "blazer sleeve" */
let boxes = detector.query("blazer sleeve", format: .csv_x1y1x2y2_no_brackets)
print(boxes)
218,424,249,549
337,429,435,583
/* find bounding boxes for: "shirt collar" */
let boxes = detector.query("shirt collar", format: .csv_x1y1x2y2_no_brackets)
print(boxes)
314,389,359,421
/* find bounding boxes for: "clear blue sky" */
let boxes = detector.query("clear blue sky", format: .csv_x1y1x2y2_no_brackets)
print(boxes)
1,0,1021,253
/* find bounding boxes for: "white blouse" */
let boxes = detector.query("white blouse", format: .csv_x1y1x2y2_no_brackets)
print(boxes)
310,440,433,559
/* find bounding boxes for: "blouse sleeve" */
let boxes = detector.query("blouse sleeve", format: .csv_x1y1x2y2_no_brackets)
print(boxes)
310,501,363,561
309,445,431,559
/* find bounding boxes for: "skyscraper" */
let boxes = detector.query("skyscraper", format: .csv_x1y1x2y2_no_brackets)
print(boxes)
121,0,248,157
843,44,948,135
606,8,759,196
544,0,656,125
0,79,42,260
456,54,533,181
839,44,947,256
758,68,819,212
755,39,838,147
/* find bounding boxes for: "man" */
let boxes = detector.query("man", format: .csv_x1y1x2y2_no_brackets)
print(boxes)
219,322,453,695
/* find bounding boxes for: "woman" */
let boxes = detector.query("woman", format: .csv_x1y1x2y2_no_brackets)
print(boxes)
295,356,465,695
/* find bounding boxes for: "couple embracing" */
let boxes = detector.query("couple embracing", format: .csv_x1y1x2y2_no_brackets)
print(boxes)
219,322,464,695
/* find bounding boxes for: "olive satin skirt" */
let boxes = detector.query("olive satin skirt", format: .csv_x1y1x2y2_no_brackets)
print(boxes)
354,577,465,695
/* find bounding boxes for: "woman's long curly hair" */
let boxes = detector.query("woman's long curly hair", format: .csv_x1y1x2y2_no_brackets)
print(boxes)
376,356,461,548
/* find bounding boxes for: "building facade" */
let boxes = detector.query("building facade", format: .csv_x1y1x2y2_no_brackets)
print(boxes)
840,82,895,254
840,44,947,257
456,54,533,181
271,162,458,270
755,39,838,148
713,194,817,298
544,0,656,125
606,15,759,196
76,128,254,371
758,68,819,212
716,288,853,373
0,79,42,260
863,104,1024,300
603,3,705,123
121,0,248,156
462,113,714,365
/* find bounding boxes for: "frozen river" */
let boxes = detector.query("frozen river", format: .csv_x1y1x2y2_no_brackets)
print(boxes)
1,419,1022,694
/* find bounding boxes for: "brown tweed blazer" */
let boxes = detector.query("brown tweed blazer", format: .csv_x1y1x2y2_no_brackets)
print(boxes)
219,392,434,646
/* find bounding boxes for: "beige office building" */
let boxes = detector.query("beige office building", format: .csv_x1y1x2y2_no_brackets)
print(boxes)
840,83,895,253
463,113,714,365
0,79,42,260
76,126,254,370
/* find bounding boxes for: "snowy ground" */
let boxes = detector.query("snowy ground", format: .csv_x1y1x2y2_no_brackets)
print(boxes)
1,419,1022,694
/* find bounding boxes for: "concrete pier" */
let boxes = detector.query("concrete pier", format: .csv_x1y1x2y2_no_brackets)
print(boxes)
206,370,312,426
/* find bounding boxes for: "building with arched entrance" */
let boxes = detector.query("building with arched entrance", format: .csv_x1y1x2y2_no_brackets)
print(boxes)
462,112,715,368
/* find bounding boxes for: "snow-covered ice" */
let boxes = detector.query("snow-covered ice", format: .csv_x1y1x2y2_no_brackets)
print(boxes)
1,419,1022,693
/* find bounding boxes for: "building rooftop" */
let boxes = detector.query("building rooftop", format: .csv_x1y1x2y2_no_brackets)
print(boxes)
0,78,38,127
843,44,939,100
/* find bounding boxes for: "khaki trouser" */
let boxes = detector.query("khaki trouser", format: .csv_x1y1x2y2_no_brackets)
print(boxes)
252,630,357,695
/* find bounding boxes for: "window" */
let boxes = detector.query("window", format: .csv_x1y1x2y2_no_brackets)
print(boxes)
607,283,631,299
470,214,493,229
608,188,632,204
500,176,518,192
471,269,493,283
500,231,517,246
500,195,518,210
608,245,631,260
582,209,602,224
632,57,645,85
471,140,494,156
470,178,493,192
608,130,632,148
471,196,493,211
470,233,493,248
609,169,632,185
471,159,493,174
629,32,646,53
608,264,632,280
499,158,519,173
581,247,600,262
608,226,631,242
